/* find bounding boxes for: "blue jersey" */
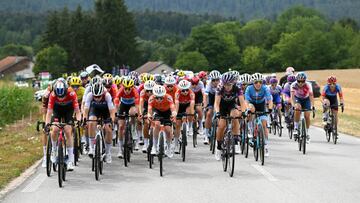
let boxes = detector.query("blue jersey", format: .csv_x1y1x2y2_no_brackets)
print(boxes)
321,84,342,97
245,84,272,104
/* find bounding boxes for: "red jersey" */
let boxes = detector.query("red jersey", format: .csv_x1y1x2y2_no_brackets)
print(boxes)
137,83,144,94
114,87,139,106
148,94,174,112
140,89,150,102
165,85,178,101
42,87,52,109
106,84,118,100
175,89,195,104
48,88,79,110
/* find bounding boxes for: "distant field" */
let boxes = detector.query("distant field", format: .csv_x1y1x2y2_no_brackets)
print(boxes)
277,68,360,136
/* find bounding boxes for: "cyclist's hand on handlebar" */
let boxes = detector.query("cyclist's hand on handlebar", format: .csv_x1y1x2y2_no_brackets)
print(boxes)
44,123,51,133
241,111,247,118
340,103,344,112
215,112,221,118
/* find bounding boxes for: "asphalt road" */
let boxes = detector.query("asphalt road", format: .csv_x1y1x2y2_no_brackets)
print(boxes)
2,126,360,203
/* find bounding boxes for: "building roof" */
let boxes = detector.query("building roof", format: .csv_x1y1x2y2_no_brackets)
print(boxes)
0,56,30,73
135,61,166,73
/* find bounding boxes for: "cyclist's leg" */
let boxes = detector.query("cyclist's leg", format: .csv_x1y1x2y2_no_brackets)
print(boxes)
195,105,203,134
129,106,140,149
205,108,213,138
186,105,194,134
230,108,240,136
322,98,330,123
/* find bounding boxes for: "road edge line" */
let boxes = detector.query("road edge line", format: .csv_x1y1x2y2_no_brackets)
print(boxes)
0,159,41,199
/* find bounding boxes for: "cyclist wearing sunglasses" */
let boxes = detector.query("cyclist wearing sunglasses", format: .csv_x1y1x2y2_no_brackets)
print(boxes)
103,74,118,102
282,74,296,124
203,70,221,144
84,82,116,163
174,80,195,153
147,85,177,156
269,78,283,115
290,72,315,143
139,80,156,153
214,72,246,160
190,76,205,135
79,71,90,88
321,76,344,129
114,77,140,158
45,79,82,171
245,73,273,157
164,76,178,101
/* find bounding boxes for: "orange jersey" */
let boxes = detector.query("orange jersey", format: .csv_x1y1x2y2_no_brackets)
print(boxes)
175,89,195,104
165,85,178,101
148,94,174,112
114,87,139,106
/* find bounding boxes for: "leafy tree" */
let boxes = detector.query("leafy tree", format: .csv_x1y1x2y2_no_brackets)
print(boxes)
241,46,267,73
0,44,33,59
238,19,272,50
174,51,209,72
33,45,68,77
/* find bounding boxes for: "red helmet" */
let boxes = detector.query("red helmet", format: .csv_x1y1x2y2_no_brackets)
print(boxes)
327,76,337,84
198,71,207,79
190,76,200,85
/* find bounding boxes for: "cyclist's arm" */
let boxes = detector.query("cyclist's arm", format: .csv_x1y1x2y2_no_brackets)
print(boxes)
214,94,220,113
203,93,208,107
238,95,247,112
147,97,154,118
139,92,144,115
338,85,344,104
175,92,180,113
105,93,116,122
190,92,195,113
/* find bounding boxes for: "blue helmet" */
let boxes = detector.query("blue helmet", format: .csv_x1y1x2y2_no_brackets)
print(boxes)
296,72,307,81
54,79,68,97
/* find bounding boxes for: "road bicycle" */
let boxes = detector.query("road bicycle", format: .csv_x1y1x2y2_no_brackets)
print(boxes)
324,104,344,144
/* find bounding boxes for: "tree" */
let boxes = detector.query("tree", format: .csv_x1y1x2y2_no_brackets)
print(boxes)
0,44,33,59
241,46,267,73
33,45,68,78
174,51,209,72
238,19,272,50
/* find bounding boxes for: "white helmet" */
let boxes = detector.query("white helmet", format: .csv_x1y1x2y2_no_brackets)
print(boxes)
164,76,176,85
178,80,191,90
92,82,105,97
271,73,277,78
286,67,295,75
209,70,221,80
152,85,166,97
238,75,244,83
251,73,263,82
144,80,156,91
242,73,252,84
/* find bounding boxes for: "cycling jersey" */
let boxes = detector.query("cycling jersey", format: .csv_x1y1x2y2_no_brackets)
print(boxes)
321,84,343,98
41,88,52,109
82,85,92,102
148,94,174,112
204,81,218,95
191,81,204,104
217,85,243,116
245,85,272,104
165,85,178,101
106,84,118,100
139,89,151,114
290,81,313,99
282,82,292,98
85,92,114,122
48,88,79,110
71,86,85,103
137,83,144,94
114,87,139,106
175,89,195,105
269,85,282,104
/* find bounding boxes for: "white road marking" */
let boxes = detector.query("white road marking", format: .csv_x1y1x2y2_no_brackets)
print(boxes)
21,174,46,193
251,164,278,182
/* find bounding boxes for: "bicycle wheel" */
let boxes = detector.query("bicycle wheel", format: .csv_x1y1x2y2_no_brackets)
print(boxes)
272,115,276,135
302,118,306,154
159,133,164,177
181,123,187,162
288,124,293,140
95,135,100,180
58,140,63,188
222,140,228,172
244,131,249,158
332,115,337,145
124,125,130,167
258,124,265,166
240,120,245,154
228,135,235,177
277,114,282,137
99,135,105,175
253,136,259,161
46,135,52,177
148,130,153,169
211,120,217,154
193,121,197,148
326,127,331,142
73,127,79,166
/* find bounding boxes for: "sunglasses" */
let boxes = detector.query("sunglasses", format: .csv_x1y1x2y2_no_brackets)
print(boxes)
254,81,262,84
94,95,102,99
297,80,305,84
105,86,111,89
155,96,163,100
211,79,220,82
125,88,131,91
146,90,152,93
181,89,189,93
71,85,80,89
167,85,174,88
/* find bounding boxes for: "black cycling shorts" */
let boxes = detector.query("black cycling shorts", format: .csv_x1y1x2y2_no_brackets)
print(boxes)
153,109,172,126
52,103,74,123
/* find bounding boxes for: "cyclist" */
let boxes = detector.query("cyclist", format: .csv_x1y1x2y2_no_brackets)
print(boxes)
245,73,273,157
45,79,81,171
198,71,208,86
139,80,156,153
280,67,295,87
282,74,296,124
164,75,178,101
84,83,116,163
103,74,118,101
189,76,205,135
115,77,139,158
113,75,123,90
174,80,195,153
79,71,90,87
69,77,85,106
269,78,283,121
147,85,177,157
203,70,221,144
214,72,246,160
290,72,315,143
321,76,344,132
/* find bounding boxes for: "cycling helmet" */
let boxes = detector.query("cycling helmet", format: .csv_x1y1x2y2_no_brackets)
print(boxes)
70,77,82,86
190,76,200,85
198,71,207,79
178,80,191,90
221,72,236,84
66,76,72,85
296,72,307,81
265,75,272,84
164,76,176,85
92,82,104,97
129,75,139,85
286,67,295,75
153,85,166,97
231,70,240,80
271,73,277,78
177,70,186,77
287,74,296,83
142,73,154,82
144,80,156,91
113,76,122,86
251,73,263,82
242,73,252,84
209,70,221,80
327,76,337,84
54,80,68,98
103,77,113,87
79,71,89,79
128,71,139,79
270,78,278,84
103,73,113,79
122,77,134,88
238,75,244,83
91,75,102,85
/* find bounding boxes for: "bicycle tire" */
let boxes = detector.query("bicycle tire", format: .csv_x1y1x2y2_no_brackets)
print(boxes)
278,114,282,137
95,135,100,180
46,136,52,177
159,133,164,177
332,115,337,145
100,135,104,175
211,121,217,154
258,124,265,166
222,141,228,172
181,124,186,162
73,127,79,166
302,118,306,154
193,121,197,148
326,128,331,142
240,120,245,154
228,135,235,177
124,125,130,167
58,140,63,188
253,136,259,162
148,129,153,168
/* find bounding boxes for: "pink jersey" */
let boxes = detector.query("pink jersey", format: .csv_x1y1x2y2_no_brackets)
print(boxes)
290,81,313,99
